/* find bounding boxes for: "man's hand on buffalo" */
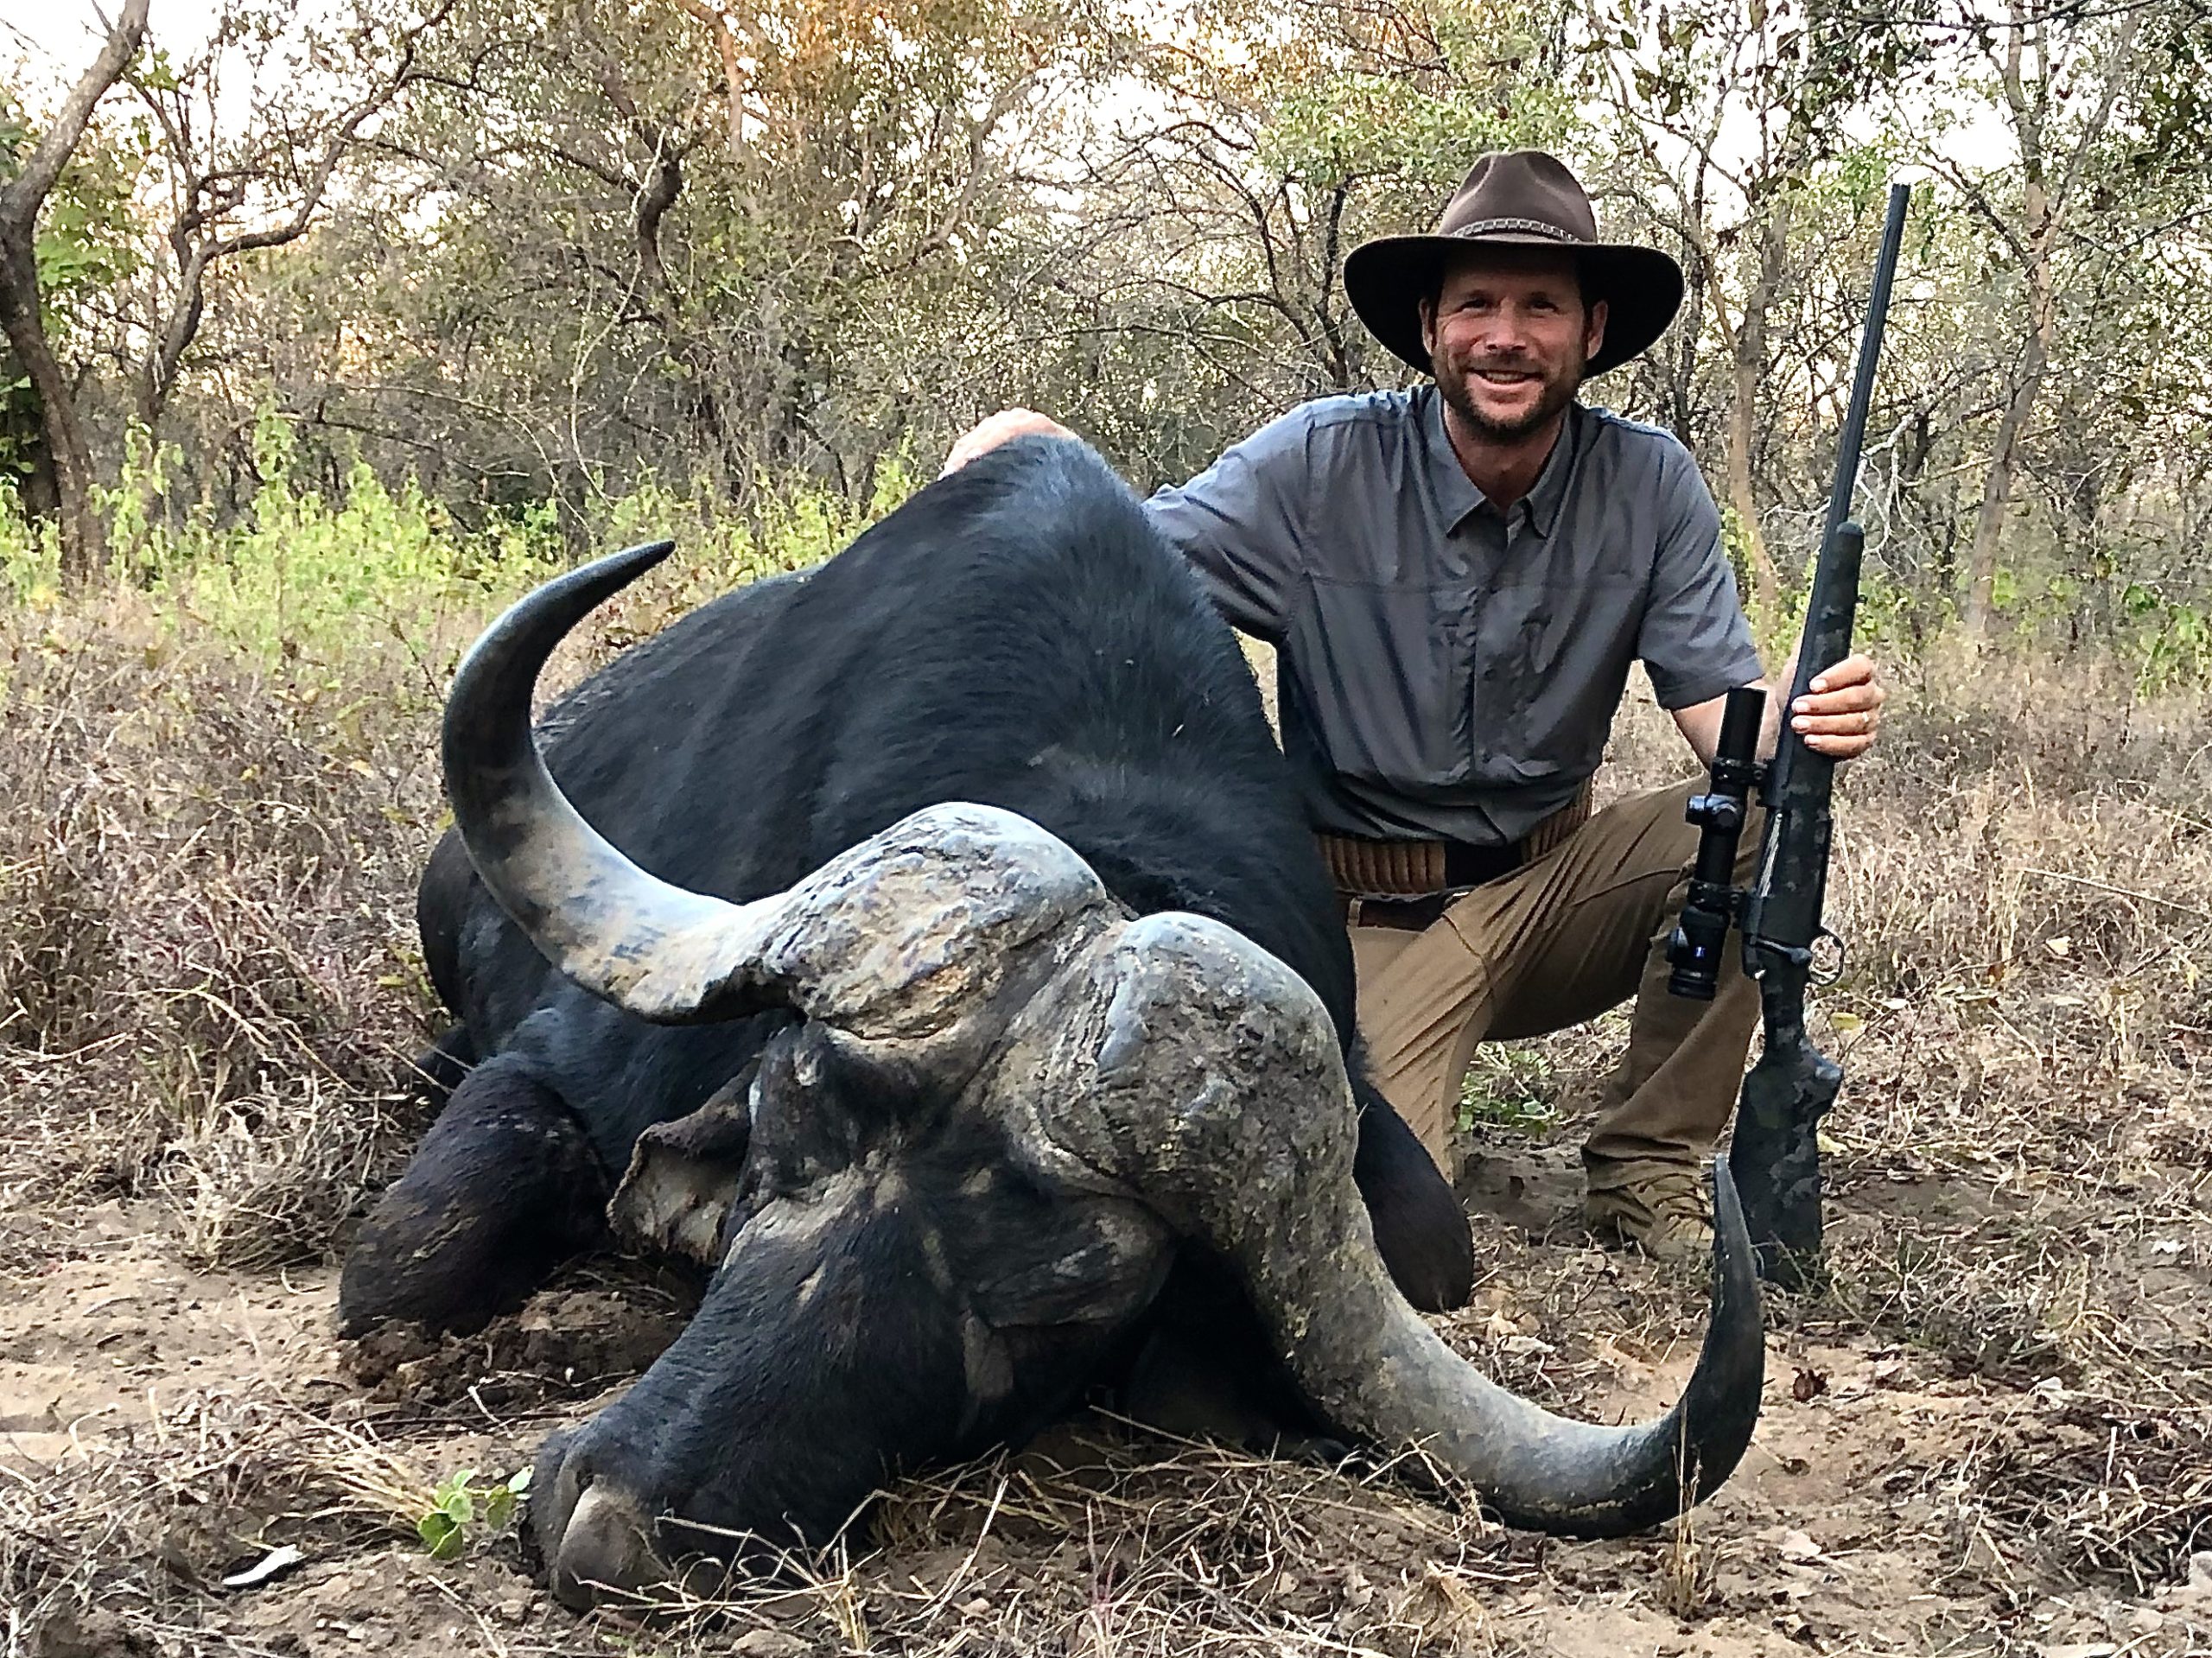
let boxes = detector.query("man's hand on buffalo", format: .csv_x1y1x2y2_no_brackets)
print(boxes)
1789,651,1885,761
941,407,1079,476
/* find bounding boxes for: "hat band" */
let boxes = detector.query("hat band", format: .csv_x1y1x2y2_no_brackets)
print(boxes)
1450,216,1586,244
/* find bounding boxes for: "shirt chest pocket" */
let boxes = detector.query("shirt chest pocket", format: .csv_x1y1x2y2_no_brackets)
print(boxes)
1287,575,1475,791
1475,569,1643,781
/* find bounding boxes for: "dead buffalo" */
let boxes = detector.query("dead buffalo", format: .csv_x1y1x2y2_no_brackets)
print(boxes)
339,435,1762,1607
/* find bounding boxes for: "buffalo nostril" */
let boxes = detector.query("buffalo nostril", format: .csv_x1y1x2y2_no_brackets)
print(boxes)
551,1484,664,1610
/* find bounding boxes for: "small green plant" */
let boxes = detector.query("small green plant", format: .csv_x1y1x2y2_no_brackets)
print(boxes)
2121,581,2212,696
0,475,60,600
1458,1045,1560,1134
417,1466,531,1561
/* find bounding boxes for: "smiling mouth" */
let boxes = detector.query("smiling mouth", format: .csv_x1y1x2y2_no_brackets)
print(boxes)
1471,368,1541,388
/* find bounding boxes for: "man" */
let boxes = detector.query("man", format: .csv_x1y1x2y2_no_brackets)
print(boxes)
942,149,1885,1259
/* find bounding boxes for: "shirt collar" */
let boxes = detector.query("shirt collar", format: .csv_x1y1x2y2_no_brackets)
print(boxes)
1421,387,1583,540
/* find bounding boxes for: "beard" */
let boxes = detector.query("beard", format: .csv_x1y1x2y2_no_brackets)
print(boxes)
1432,349,1585,443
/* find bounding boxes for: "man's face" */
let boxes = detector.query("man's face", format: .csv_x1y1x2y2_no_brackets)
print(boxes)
1420,250,1608,444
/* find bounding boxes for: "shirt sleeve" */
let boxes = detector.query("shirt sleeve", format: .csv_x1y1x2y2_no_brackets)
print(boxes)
1637,443,1766,708
1141,410,1314,645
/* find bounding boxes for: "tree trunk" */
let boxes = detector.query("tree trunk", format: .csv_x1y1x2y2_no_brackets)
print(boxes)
1726,355,1774,619
1960,329,2050,637
1957,6,2137,639
0,230,105,579
1717,195,1787,622
0,342,59,520
21,430,60,523
1962,226,2056,638
0,0,149,582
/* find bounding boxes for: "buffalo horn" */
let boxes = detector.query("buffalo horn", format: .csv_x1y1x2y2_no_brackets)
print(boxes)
441,543,1108,1027
1068,912,1764,1535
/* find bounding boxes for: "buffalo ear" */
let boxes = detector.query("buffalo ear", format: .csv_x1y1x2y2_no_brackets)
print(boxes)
607,1062,758,1265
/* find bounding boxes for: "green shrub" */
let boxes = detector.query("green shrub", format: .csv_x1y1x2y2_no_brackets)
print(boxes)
0,476,60,601
0,412,926,672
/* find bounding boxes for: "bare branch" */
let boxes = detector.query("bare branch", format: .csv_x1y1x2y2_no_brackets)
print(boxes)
134,0,457,422
0,0,149,232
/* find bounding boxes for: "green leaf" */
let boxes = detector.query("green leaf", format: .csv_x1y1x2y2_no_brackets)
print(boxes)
418,1511,462,1560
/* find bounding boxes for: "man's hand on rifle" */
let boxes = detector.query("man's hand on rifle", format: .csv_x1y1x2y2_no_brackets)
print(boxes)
1679,654,1888,769
1789,653,1885,760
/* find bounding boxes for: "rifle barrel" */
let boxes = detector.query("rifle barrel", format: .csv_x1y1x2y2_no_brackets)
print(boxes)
1802,182,1912,704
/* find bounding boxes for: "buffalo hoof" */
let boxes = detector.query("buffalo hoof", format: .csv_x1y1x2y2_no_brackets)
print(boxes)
339,1054,608,1337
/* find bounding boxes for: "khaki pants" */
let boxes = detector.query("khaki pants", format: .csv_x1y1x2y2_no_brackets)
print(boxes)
1350,778,1761,1191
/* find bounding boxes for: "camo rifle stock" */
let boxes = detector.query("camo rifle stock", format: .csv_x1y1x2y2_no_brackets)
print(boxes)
1726,524,1860,1288
1726,182,1911,1289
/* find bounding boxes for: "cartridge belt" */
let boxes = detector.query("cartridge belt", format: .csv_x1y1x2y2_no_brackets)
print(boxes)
1320,782,1594,933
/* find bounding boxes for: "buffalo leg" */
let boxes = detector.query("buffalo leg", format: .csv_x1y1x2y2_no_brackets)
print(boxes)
339,1054,609,1337
1351,1081,1474,1313
401,1021,477,1102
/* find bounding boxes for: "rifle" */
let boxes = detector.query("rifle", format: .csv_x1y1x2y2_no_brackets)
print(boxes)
1669,181,1911,1289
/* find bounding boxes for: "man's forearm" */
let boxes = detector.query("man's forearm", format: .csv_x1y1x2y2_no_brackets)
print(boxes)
1673,676,1777,770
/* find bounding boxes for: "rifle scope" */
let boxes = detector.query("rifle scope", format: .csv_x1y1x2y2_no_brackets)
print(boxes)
1665,683,1767,1001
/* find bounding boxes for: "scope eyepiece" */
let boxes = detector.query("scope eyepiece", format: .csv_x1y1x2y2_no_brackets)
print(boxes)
1667,881,1735,1001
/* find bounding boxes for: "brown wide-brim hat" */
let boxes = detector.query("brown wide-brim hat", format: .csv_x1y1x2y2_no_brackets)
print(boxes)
1344,149,1685,378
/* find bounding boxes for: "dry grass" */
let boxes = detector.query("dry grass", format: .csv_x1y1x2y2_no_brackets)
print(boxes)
0,1380,1545,1658
1476,649,2212,1599
0,569,705,1275
0,1377,489,1654
1818,653,2212,1595
588,1429,1548,1656
2,597,2210,1655
0,596,448,1274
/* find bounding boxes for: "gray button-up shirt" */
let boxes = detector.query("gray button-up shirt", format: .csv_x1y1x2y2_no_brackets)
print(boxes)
1143,385,1764,847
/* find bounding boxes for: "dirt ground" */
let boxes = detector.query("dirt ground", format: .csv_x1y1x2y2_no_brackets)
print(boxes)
2,607,2209,1655
4,1129,2209,1657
